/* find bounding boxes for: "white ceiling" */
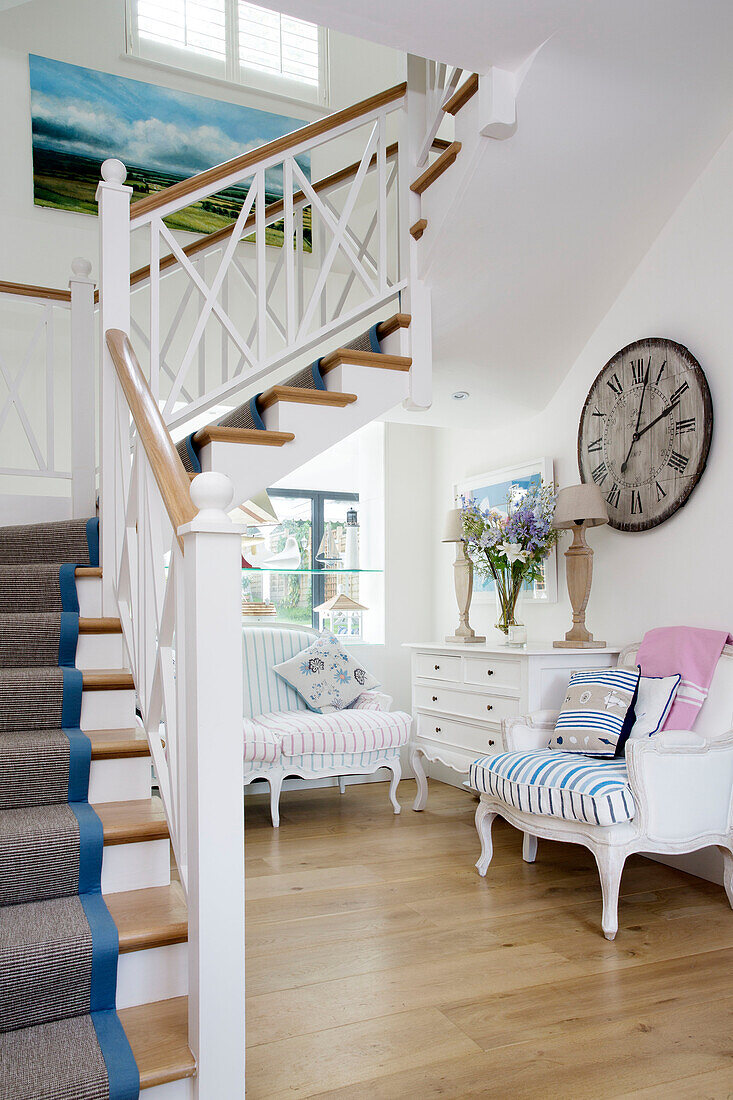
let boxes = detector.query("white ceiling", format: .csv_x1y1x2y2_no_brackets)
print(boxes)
267,1,733,429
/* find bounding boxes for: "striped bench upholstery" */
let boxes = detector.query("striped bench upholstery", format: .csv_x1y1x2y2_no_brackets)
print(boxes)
251,708,411,758
469,749,636,827
242,719,281,765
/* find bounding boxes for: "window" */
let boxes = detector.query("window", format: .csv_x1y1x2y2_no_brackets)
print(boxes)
126,0,329,105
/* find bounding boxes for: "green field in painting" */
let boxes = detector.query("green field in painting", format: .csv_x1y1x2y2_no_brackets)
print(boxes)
32,148,312,248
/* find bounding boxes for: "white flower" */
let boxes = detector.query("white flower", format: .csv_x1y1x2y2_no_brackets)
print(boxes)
500,542,528,564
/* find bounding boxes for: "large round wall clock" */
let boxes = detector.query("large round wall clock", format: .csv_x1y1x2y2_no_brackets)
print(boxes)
578,337,713,532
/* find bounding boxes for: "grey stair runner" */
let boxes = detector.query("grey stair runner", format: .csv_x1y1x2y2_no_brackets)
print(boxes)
176,320,385,474
0,515,139,1100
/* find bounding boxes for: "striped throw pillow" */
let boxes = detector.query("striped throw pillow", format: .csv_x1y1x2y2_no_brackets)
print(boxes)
548,667,640,757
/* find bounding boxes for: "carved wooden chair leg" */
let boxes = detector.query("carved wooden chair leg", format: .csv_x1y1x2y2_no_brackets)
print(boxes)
338,776,346,794
269,770,284,828
716,843,733,909
522,832,538,863
388,758,402,814
593,846,627,940
410,746,428,811
475,801,498,876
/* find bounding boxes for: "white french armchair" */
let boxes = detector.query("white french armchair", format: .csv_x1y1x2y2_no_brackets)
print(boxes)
472,643,733,939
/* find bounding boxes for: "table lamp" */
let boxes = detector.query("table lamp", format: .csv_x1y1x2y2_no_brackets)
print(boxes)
552,484,608,649
443,508,485,644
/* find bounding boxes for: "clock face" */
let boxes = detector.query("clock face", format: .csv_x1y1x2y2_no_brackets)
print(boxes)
578,338,713,532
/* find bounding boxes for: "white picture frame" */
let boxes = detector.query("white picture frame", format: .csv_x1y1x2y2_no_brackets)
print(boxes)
455,457,558,604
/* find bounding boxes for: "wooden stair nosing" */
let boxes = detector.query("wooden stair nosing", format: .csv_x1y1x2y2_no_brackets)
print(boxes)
319,350,412,376
119,996,195,1090
431,136,452,151
443,72,479,116
82,669,135,691
257,385,357,412
410,141,462,195
410,218,428,241
87,727,150,759
75,566,102,578
375,312,411,340
106,883,188,954
79,617,122,634
94,797,169,846
192,425,294,449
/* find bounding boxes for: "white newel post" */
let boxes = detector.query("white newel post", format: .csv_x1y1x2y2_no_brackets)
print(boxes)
68,258,97,518
96,159,132,612
180,473,246,1099
400,55,433,411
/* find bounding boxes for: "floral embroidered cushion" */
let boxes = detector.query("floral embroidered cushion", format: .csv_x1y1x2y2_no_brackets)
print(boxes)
548,667,640,757
272,633,379,713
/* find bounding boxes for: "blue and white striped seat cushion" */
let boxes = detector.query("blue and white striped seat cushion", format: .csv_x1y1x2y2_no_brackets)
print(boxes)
252,708,411,758
469,749,636,826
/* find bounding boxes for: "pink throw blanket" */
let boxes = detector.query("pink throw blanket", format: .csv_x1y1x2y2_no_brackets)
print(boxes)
636,626,732,730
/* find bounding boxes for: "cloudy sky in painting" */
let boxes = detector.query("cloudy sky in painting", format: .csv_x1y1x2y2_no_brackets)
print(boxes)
29,54,309,190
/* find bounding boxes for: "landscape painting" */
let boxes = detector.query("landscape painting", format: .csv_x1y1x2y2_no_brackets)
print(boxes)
29,54,312,245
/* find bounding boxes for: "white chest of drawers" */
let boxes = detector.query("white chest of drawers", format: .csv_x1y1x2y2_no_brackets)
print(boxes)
405,642,621,809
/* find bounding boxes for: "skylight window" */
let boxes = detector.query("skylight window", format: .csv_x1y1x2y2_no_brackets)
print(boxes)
126,0,329,105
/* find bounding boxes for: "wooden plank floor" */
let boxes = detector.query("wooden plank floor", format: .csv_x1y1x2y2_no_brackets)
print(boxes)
244,780,733,1099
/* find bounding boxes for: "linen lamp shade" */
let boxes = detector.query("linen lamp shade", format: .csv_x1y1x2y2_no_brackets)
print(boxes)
443,507,464,542
553,484,608,530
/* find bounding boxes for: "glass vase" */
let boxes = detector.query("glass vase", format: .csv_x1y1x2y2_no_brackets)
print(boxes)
494,566,527,646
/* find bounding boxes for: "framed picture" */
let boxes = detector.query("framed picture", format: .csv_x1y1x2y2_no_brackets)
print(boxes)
454,457,558,603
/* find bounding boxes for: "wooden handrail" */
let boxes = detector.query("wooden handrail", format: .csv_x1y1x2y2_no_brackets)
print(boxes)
130,82,407,222
0,280,71,303
105,329,196,540
130,141,400,289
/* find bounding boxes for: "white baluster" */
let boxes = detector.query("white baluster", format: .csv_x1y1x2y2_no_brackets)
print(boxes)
96,159,132,611
69,257,97,517
179,472,245,1099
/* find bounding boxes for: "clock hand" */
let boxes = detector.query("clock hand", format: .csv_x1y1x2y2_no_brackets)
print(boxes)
620,364,650,474
634,396,680,440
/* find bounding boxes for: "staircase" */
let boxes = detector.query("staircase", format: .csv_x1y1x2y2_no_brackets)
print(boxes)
0,58,485,1099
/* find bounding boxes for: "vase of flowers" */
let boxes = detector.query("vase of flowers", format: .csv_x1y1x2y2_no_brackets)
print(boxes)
460,482,558,644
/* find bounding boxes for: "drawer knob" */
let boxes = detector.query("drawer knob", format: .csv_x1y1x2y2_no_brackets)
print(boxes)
434,664,440,670
435,726,441,733
487,669,494,676
488,739,495,747
432,695,438,702
486,704,493,711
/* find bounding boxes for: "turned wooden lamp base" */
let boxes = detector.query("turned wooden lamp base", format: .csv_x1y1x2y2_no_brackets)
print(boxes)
553,521,606,650
447,542,485,645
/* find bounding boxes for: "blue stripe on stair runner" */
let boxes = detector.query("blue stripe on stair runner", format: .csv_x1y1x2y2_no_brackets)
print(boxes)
92,1011,141,1100
59,563,80,612
86,518,100,568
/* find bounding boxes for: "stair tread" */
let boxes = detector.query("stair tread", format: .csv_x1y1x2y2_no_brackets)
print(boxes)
410,218,428,241
82,669,135,690
375,312,411,339
87,728,149,759
78,617,122,634
193,425,294,448
106,883,187,953
319,349,412,376
75,566,102,578
258,385,357,411
410,141,462,195
119,996,195,1089
94,797,169,845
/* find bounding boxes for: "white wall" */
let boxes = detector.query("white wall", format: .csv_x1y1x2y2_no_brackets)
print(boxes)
430,120,733,882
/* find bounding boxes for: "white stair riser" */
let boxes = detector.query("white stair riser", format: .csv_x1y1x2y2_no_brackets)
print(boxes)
89,756,151,803
102,838,170,894
81,688,136,730
77,577,102,617
202,366,408,503
142,1078,194,1099
116,942,188,1009
77,633,126,670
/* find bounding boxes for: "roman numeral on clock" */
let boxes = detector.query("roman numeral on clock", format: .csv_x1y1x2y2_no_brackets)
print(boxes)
606,483,620,508
676,417,696,434
669,380,689,406
668,450,689,474
655,359,667,384
630,358,648,385
606,372,623,396
656,481,667,502
630,490,643,515
591,462,608,485
592,407,606,418
587,437,603,453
